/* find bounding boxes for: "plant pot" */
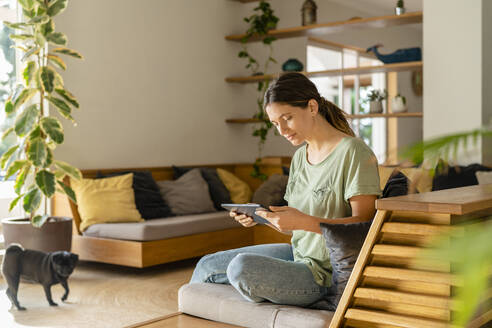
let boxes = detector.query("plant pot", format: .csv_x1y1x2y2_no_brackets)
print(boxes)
395,7,405,15
2,217,72,252
369,101,383,113
392,97,407,113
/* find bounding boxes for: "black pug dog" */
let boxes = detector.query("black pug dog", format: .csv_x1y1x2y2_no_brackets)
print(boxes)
1,244,78,310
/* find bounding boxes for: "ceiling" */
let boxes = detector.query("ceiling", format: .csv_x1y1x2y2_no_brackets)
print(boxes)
328,0,422,16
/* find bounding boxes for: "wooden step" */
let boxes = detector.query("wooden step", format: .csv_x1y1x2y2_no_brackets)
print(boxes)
353,288,452,310
372,244,421,258
345,309,449,328
361,276,451,297
381,222,458,236
363,266,461,286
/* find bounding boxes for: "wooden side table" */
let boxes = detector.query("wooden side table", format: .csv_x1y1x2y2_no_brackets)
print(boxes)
330,184,492,328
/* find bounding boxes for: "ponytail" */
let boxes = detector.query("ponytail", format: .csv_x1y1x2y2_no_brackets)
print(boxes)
318,97,355,137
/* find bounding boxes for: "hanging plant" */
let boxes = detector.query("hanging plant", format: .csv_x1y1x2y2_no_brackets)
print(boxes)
238,0,279,180
1,0,83,227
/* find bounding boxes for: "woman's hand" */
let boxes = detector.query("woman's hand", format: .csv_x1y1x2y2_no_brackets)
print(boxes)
229,211,257,228
255,206,309,233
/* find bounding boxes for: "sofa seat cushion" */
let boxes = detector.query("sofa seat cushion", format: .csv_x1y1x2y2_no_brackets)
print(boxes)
82,211,240,241
179,283,333,328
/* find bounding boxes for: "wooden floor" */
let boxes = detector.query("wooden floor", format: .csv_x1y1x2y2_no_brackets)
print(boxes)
126,312,242,328
0,258,199,328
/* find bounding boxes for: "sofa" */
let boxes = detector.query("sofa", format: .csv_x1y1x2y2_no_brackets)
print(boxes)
177,162,492,328
51,160,292,268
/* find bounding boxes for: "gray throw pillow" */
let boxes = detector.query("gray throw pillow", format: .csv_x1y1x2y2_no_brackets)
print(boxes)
252,174,289,208
310,221,371,311
157,168,216,215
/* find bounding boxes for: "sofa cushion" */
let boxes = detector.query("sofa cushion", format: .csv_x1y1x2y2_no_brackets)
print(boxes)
97,170,172,220
476,171,492,185
157,168,216,215
179,283,333,328
252,174,289,208
216,168,252,204
82,211,240,241
71,173,143,232
432,163,492,191
173,166,232,210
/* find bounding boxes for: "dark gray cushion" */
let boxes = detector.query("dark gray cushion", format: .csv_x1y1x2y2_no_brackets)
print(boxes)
157,168,216,215
311,221,371,311
252,174,289,208
173,166,232,210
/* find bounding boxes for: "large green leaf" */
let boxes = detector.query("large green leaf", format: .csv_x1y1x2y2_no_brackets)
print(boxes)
9,193,24,212
23,187,41,213
10,34,34,41
57,180,76,203
40,19,55,35
52,47,83,59
0,145,19,169
3,21,29,30
2,127,14,141
13,88,37,112
32,214,50,228
28,15,49,24
28,125,42,140
15,104,39,137
5,160,27,180
35,169,56,197
23,61,37,86
47,96,73,120
40,117,64,144
18,0,35,10
55,88,79,108
54,160,81,180
27,138,47,167
47,54,66,70
46,32,67,46
39,66,55,93
15,163,31,195
47,0,67,17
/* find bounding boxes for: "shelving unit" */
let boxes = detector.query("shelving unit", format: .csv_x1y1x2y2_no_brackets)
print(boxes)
226,112,422,124
225,11,422,42
225,61,422,83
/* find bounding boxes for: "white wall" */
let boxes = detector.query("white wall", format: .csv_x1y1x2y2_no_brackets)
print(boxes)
54,0,422,169
424,0,491,165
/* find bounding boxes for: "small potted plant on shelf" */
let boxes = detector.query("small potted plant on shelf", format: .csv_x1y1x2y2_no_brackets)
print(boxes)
1,0,83,252
392,93,407,113
395,0,405,15
366,89,387,113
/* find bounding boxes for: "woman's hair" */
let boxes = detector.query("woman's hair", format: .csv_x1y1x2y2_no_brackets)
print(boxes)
264,72,355,137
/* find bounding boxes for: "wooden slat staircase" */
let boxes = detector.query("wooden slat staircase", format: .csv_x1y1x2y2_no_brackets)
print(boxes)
329,184,492,328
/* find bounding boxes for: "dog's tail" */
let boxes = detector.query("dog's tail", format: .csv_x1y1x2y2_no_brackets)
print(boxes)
5,243,24,255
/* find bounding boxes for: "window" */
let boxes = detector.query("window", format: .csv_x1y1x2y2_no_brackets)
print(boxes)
0,0,22,217
307,42,387,163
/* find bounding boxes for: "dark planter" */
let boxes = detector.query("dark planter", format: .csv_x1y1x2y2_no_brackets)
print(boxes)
2,217,72,252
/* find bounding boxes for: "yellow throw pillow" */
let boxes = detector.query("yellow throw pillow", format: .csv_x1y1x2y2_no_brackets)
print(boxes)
216,168,252,204
378,166,396,191
71,173,143,231
400,168,433,193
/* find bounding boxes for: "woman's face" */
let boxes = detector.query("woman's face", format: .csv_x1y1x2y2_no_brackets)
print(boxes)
265,101,315,146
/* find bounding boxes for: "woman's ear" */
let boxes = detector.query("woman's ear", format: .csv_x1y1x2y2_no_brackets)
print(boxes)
308,99,319,116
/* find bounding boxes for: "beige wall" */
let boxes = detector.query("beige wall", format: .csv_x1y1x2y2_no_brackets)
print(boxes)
424,0,491,165
54,0,422,169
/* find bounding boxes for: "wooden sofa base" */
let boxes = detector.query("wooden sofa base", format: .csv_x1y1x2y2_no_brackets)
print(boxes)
72,227,254,268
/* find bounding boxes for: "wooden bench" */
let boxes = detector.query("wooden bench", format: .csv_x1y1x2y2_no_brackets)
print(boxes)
52,161,291,268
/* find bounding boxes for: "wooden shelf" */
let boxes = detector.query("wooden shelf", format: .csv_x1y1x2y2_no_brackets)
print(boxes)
226,112,422,123
226,11,422,42
226,61,422,84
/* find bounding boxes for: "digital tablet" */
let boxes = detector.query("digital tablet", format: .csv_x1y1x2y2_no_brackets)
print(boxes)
221,203,271,224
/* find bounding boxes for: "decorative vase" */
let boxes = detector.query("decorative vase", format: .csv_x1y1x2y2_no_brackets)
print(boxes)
369,101,383,114
2,217,73,252
282,58,304,72
395,7,405,15
301,0,317,26
392,97,407,113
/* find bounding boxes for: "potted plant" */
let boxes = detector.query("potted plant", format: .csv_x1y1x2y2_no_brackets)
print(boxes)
237,0,279,180
395,0,405,15
365,89,387,113
391,93,407,113
1,0,82,252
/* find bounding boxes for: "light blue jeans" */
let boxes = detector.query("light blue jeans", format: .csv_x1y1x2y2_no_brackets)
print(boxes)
190,243,329,307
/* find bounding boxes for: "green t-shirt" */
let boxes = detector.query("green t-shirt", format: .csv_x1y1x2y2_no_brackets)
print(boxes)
284,137,382,286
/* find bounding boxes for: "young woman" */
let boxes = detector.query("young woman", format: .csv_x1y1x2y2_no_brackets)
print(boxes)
190,72,381,307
